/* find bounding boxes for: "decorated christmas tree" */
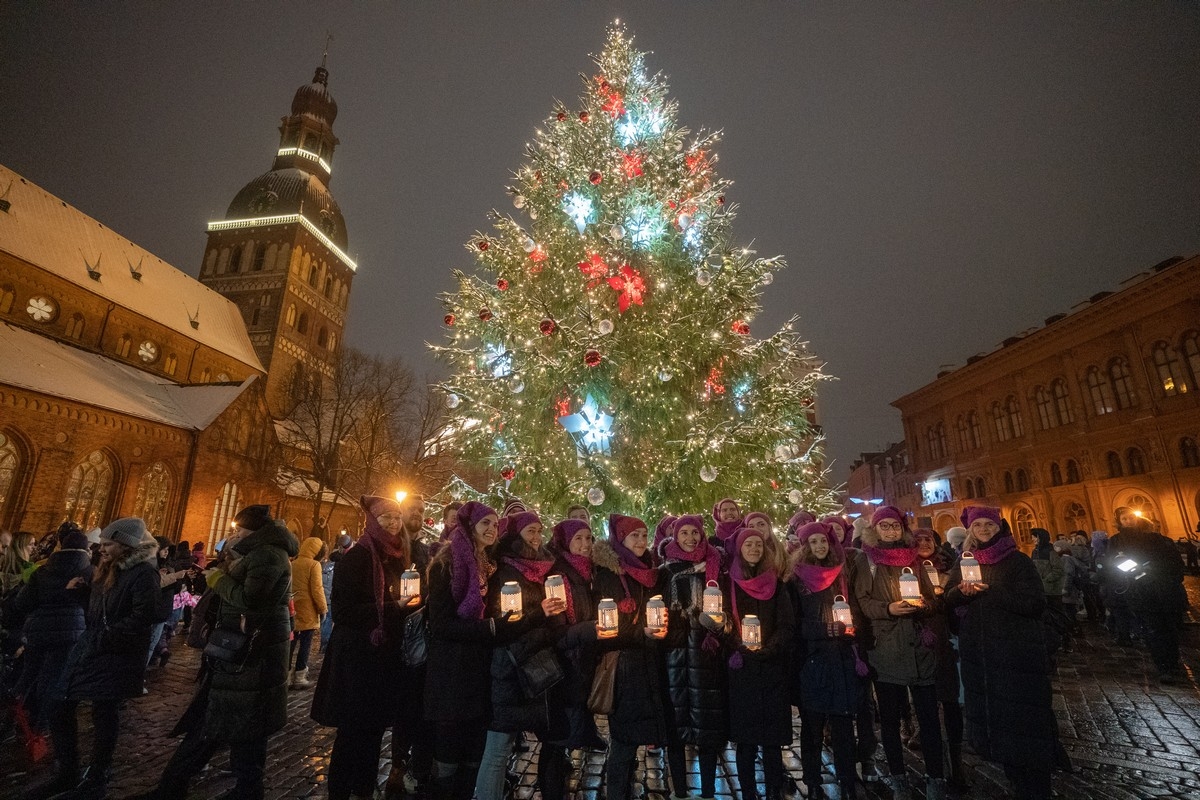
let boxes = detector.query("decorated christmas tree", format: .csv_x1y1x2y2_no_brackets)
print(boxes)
433,24,836,522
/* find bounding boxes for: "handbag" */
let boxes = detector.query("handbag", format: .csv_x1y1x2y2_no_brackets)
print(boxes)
402,608,428,666
203,615,259,671
506,646,564,698
587,650,619,714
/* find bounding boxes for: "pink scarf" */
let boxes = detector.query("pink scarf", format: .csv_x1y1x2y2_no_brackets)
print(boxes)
359,513,412,646
611,536,656,613
974,535,1018,565
793,559,844,594
727,558,777,670
863,543,918,568
663,538,721,584
502,554,555,584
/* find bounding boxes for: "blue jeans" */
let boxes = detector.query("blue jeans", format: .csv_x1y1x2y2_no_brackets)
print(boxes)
289,628,315,671
474,730,517,800
145,622,167,667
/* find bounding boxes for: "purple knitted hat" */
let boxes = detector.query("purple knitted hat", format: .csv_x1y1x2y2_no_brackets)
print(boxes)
552,519,591,552
457,501,497,534
960,505,1002,528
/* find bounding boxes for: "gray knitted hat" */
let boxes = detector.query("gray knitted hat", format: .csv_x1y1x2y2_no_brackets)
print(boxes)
100,517,149,548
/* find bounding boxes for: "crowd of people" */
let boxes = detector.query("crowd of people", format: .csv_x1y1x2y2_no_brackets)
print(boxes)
0,496,1191,800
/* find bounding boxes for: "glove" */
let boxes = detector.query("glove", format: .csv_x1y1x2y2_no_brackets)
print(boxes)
698,612,723,633
825,621,847,639
205,569,226,590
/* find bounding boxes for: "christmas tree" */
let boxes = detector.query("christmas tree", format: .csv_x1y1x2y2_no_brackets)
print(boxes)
433,23,836,522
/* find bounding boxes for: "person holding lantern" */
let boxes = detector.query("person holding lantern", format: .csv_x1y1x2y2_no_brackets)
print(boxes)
311,494,431,800
789,521,866,799
852,506,947,800
725,526,794,800
425,502,520,800
547,518,607,752
475,511,572,800
591,514,669,800
742,511,790,579
944,506,1060,800
658,514,729,800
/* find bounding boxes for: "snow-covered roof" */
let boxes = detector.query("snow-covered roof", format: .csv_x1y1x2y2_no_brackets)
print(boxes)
0,322,252,430
0,164,264,372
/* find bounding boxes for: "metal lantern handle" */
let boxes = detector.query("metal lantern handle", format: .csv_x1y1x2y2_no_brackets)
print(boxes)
962,551,975,560
921,559,934,568
706,579,719,588
901,566,915,576
834,594,847,603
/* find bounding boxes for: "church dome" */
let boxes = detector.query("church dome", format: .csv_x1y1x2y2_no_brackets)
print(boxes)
291,66,338,124
226,168,348,249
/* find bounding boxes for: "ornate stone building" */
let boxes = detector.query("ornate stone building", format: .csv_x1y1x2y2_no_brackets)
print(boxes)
893,254,1200,545
0,62,362,548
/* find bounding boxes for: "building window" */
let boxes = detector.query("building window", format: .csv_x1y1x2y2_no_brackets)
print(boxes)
26,295,57,323
1152,342,1189,396
138,340,159,363
1006,396,1024,438
324,275,333,299
297,312,309,335
1016,468,1030,491
260,293,271,307
1034,387,1055,430
251,308,261,327
1004,471,1015,494
968,412,982,448
1178,437,1200,468
926,427,940,461
1050,463,1063,486
937,423,948,458
285,304,296,328
208,481,240,553
308,264,319,288
0,285,14,314
132,462,172,534
975,477,987,497
317,327,328,349
1183,332,1200,389
163,354,177,376
991,403,1010,443
199,367,212,382
64,450,115,530
228,245,242,274
1086,367,1114,415
116,334,132,358
1106,451,1123,479
1013,507,1035,544
956,416,969,451
1066,459,1082,483
963,478,974,499
251,244,266,272
1109,358,1137,410
1064,502,1088,532
66,313,85,339
328,331,337,352
1126,447,1147,475
0,431,22,523
1052,379,1073,424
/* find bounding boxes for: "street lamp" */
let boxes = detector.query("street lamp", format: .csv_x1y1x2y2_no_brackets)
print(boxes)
395,490,408,504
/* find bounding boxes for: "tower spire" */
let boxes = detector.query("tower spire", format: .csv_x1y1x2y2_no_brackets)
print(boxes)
321,32,332,69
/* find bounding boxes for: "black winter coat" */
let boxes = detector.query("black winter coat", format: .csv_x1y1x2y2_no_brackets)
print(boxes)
552,555,602,748
727,578,793,746
790,578,863,717
1108,528,1187,613
311,539,430,729
945,547,1055,771
11,549,93,649
591,543,669,746
661,561,729,749
852,547,941,686
424,547,500,724
58,541,159,702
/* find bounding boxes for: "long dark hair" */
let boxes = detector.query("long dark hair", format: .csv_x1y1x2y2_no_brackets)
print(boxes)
95,541,133,591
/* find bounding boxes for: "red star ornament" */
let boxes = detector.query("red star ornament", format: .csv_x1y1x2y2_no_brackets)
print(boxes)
607,265,646,313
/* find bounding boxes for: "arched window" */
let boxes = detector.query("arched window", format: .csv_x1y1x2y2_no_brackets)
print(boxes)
1004,471,1015,494
1122,494,1156,526
132,462,172,534
316,327,328,349
1183,332,1200,389
250,308,261,327
66,313,85,340
208,481,240,553
260,293,271,307
0,431,23,524
1181,437,1200,468
1013,507,1035,544
251,244,266,272
64,450,115,529
1050,463,1063,486
163,354,177,376
1106,451,1123,479
975,477,987,497
1006,396,1024,438
1063,502,1088,532
228,245,242,274
308,263,320,288
1016,468,1030,492
285,304,296,328
964,478,975,499
1034,386,1055,430
1086,367,1114,415
327,331,337,352
297,312,309,335
323,275,333,299
968,412,982,448
0,285,14,314
991,402,1010,442
1109,358,1137,410
116,334,132,359
926,427,940,461
1152,342,1188,396
936,423,948,457
1126,447,1147,475
956,416,970,452
1052,379,1073,425
199,367,212,382
1066,459,1082,483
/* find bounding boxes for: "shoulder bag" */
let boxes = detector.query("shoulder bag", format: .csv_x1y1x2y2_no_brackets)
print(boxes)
587,650,619,714
402,607,429,666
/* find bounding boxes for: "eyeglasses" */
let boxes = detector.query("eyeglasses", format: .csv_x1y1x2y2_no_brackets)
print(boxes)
876,522,903,532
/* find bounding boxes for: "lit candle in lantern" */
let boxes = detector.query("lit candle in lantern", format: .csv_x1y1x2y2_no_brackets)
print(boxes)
400,564,421,599
702,580,724,623
545,574,566,603
500,581,523,620
922,559,940,589
741,614,762,650
597,598,619,638
899,567,921,603
647,595,668,632
832,594,855,635
960,552,982,584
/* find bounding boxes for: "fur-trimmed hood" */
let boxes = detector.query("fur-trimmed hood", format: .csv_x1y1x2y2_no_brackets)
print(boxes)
115,534,159,571
591,539,623,574
858,520,913,549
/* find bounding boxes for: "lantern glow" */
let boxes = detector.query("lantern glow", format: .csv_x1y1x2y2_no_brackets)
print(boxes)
500,581,523,619
899,567,921,603
702,579,723,622
597,597,619,638
647,594,667,632
400,564,421,599
741,614,762,650
545,574,566,603
961,552,982,583
832,594,854,635
922,559,940,588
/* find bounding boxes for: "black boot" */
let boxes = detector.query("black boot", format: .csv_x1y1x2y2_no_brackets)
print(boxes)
451,763,479,800
946,744,969,793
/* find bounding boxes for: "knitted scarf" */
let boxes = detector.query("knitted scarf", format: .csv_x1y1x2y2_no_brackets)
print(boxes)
359,513,412,646
974,534,1018,565
502,553,555,584
793,557,844,594
663,538,722,584
611,536,657,613
450,525,493,620
863,542,917,568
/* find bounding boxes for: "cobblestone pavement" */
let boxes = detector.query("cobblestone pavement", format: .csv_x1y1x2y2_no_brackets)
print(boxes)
3,578,1199,800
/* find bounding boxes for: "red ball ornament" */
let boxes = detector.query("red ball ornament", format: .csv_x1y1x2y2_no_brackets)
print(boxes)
717,195,726,205
500,466,516,481
496,279,509,291
539,318,557,335
771,480,780,490
443,313,456,326
424,517,435,526
579,111,590,123
476,239,489,251
556,111,567,122
479,308,493,322
584,349,602,368
599,79,610,91
589,171,603,185
732,320,750,335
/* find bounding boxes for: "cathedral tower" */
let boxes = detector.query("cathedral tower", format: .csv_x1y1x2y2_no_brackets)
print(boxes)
198,58,355,417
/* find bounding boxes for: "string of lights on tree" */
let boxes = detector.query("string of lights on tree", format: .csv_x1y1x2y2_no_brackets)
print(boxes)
432,22,837,522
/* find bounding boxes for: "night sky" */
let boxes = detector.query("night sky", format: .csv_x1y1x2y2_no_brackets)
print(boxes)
3,3,1198,477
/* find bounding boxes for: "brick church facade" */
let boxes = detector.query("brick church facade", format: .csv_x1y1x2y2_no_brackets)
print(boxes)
0,62,361,549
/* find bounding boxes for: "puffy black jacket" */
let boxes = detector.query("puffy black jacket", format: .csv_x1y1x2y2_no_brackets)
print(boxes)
661,560,729,749
790,579,863,717
12,549,93,649
727,578,793,746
